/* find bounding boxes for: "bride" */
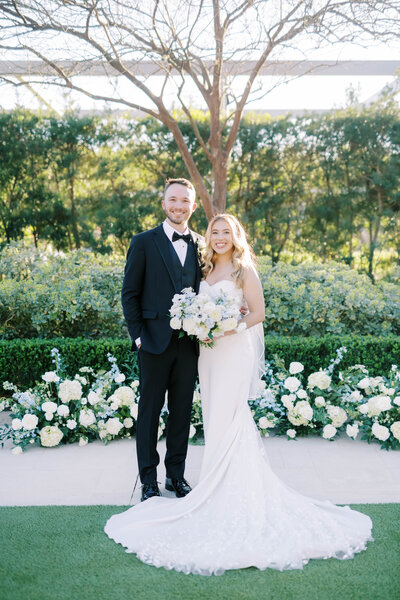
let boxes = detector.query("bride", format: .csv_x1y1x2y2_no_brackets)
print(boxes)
105,214,373,575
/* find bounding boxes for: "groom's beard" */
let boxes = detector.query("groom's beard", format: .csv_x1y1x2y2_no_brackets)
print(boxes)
163,209,192,227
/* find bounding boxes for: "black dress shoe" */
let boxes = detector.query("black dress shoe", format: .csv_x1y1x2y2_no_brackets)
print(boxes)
165,477,192,498
141,481,161,502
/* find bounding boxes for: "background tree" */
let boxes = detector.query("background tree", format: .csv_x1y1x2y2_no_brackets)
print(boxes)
0,0,398,218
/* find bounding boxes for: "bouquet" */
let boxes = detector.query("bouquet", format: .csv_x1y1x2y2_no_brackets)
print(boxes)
169,287,246,346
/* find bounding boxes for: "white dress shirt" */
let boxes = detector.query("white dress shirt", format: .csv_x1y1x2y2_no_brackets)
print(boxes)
135,220,191,348
162,219,190,266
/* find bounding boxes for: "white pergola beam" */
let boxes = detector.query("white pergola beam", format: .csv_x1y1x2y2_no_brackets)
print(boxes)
0,60,399,77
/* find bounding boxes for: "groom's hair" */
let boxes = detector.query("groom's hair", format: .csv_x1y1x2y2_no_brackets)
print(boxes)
164,178,195,197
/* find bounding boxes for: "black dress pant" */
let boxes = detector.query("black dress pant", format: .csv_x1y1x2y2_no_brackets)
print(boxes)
136,333,198,484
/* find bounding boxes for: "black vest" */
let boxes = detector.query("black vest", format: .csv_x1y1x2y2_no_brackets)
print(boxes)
168,240,197,292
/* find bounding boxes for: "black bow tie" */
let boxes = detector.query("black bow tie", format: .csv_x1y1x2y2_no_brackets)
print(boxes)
172,231,192,244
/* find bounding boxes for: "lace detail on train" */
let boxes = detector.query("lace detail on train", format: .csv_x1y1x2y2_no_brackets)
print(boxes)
104,279,373,576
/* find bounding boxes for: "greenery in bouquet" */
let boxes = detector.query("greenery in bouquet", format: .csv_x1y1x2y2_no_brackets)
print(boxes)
0,348,140,453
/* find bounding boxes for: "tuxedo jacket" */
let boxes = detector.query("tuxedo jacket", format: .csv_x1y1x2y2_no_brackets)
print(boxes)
121,224,203,354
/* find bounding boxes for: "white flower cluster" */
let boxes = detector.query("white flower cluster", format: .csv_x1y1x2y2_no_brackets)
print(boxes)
169,287,244,343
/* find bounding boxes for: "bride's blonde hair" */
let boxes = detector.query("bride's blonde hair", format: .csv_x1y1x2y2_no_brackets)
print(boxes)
202,214,255,288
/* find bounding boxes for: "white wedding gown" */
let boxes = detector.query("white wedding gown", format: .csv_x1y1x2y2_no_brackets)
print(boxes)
104,280,373,575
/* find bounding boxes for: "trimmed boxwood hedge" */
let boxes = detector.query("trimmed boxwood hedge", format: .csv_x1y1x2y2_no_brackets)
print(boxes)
1,335,400,389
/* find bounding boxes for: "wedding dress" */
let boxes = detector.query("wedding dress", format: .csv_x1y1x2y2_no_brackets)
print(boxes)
104,280,373,575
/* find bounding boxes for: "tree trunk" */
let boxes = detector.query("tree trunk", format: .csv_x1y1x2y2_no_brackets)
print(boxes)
211,157,228,216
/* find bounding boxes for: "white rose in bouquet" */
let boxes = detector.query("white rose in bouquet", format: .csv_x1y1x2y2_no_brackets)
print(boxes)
296,389,308,399
45,412,54,421
40,425,63,447
123,418,134,429
12,446,23,455
314,396,325,408
79,409,96,427
327,405,347,428
79,437,88,446
287,429,297,439
372,422,390,442
57,405,70,417
42,371,60,383
170,317,182,330
220,317,237,332
390,421,400,441
289,362,304,375
66,419,77,430
182,317,197,335
105,417,123,436
210,307,222,321
346,423,359,439
131,381,140,389
394,396,400,407
322,424,337,439
308,372,331,390
21,414,38,430
11,418,22,430
130,403,139,420
42,401,58,414
367,395,392,417
59,379,83,403
284,377,301,393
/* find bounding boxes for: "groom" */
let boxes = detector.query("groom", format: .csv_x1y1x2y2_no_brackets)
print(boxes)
122,178,203,501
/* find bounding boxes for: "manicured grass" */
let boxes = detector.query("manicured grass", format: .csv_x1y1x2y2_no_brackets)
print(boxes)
0,505,399,600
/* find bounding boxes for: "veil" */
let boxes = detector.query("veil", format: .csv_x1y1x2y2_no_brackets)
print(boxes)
247,322,266,399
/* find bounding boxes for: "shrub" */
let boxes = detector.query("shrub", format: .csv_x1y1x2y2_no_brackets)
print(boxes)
0,244,125,339
258,259,400,336
1,244,400,339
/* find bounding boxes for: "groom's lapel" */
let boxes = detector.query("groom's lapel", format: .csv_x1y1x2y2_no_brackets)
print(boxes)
152,225,180,292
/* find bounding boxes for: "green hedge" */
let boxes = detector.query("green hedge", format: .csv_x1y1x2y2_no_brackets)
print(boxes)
2,244,400,340
1,335,399,389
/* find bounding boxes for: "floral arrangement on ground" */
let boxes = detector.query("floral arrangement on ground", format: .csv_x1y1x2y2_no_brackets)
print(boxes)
1,347,399,453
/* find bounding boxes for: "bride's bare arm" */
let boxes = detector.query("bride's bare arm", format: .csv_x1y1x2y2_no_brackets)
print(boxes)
224,267,265,336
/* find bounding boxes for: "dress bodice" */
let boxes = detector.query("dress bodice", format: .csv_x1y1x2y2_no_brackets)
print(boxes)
199,279,244,308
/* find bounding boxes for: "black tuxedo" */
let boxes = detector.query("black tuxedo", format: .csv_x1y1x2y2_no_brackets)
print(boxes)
122,224,203,484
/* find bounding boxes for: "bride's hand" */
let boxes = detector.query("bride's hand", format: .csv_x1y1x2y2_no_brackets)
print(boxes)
223,329,236,337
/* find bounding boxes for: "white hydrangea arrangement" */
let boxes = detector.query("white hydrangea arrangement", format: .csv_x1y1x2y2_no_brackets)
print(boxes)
0,348,140,453
169,287,245,345
249,348,400,451
2,346,399,453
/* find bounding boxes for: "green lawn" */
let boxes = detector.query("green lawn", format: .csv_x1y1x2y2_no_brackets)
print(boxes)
0,504,399,600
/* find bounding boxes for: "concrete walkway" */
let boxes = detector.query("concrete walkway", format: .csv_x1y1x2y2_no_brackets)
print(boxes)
1,413,399,506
